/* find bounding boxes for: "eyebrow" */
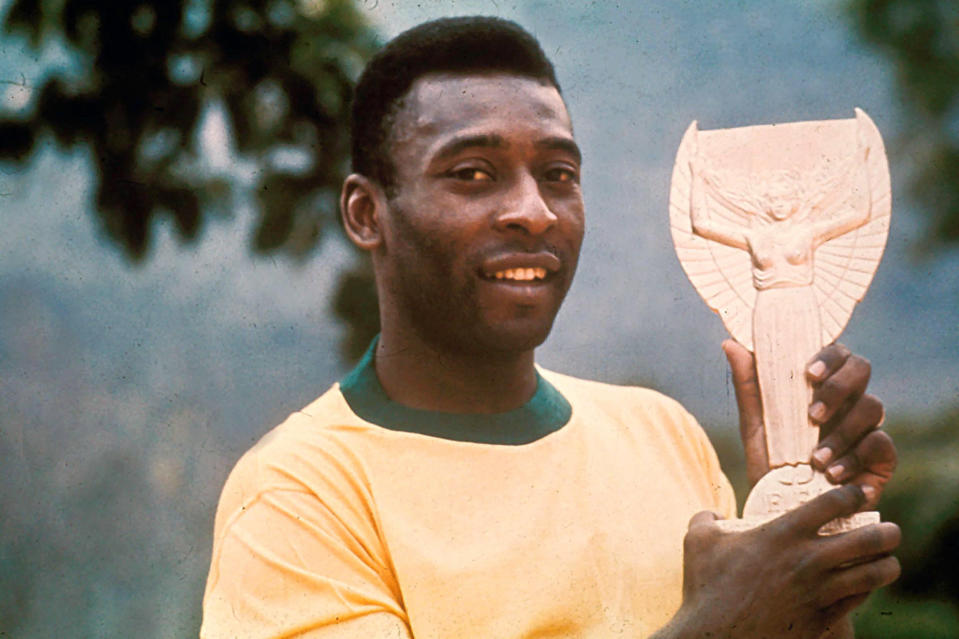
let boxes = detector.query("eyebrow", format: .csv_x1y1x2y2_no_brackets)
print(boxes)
536,136,582,165
433,134,507,162
431,134,583,165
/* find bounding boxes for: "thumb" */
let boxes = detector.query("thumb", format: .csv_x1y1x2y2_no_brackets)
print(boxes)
687,510,722,531
722,339,768,485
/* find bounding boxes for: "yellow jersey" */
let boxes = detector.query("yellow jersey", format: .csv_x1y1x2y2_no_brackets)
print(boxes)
202,347,735,638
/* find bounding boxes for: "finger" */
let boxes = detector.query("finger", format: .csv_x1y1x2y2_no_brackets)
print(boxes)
830,433,897,508
687,510,722,530
814,522,901,570
820,594,868,632
816,555,901,608
781,485,868,536
723,339,762,428
806,342,852,383
722,339,767,484
684,511,722,555
809,353,871,426
811,393,884,473
822,428,897,485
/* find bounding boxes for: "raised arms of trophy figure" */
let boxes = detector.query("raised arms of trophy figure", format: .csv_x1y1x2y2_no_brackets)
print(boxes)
669,108,891,533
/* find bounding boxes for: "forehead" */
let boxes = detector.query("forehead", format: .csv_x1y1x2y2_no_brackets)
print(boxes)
390,73,574,161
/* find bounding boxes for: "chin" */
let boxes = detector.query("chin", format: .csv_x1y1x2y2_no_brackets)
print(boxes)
477,318,555,355
402,284,564,358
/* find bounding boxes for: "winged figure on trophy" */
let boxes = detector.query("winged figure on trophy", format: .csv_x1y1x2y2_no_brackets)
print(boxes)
669,108,891,529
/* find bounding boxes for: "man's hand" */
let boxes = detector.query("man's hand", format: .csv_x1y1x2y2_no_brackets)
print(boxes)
660,486,901,639
723,340,896,507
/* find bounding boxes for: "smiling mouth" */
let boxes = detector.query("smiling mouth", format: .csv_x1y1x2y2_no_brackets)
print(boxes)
486,267,549,282
480,251,562,284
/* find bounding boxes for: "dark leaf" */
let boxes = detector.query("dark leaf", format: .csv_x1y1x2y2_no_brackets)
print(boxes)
0,122,35,160
849,0,959,248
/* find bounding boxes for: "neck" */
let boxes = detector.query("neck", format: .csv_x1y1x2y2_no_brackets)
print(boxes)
374,325,538,414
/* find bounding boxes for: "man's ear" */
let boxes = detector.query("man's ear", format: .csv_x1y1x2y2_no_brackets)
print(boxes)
340,174,387,250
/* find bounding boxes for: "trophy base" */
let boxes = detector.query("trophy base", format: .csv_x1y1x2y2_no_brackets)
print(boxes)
716,464,880,535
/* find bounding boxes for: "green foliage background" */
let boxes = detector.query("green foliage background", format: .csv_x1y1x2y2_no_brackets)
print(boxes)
0,0,381,361
842,2,959,631
848,0,959,247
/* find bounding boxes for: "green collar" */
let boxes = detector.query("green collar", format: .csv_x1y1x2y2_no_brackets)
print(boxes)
339,337,572,445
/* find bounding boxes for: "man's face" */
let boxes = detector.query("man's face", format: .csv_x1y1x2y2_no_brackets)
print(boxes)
375,73,585,357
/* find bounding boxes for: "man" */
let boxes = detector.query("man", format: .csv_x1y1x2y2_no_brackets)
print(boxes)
201,17,899,638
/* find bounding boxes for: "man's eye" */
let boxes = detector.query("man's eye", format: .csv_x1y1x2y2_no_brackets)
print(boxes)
449,168,494,182
544,167,578,183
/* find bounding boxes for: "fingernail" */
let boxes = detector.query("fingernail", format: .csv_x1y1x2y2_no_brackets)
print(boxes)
812,447,833,467
827,463,846,481
808,360,827,379
809,402,826,422
862,485,877,502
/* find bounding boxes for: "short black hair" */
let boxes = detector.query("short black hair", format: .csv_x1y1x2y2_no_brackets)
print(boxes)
350,16,561,193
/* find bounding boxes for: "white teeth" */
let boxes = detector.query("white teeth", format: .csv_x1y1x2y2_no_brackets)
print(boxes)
490,267,548,281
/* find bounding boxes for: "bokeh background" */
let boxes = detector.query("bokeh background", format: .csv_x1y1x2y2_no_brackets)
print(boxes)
1,0,957,636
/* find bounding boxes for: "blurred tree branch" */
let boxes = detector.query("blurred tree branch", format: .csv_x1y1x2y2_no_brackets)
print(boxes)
0,0,380,360
848,0,959,246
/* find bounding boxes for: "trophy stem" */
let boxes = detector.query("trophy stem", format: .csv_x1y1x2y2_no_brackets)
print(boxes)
753,286,822,468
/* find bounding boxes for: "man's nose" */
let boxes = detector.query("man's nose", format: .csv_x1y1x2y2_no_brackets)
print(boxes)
493,174,558,236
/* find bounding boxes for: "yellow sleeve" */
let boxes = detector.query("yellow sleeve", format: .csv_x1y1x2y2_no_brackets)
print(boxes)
683,408,738,521
705,446,738,521
633,385,738,521
201,455,411,638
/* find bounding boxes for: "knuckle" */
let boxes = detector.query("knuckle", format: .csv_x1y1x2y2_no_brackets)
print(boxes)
813,343,841,371
880,432,897,470
834,342,852,361
872,429,894,448
844,450,863,476
861,430,898,472
766,515,794,540
860,394,883,424
870,429,896,457
793,552,818,579
851,354,872,380
819,377,842,398
862,525,885,554
830,422,855,450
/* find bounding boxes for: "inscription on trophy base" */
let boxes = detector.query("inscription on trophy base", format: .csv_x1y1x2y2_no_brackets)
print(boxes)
716,464,880,535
